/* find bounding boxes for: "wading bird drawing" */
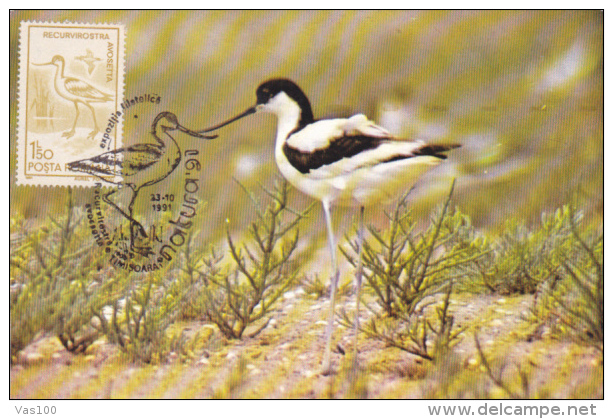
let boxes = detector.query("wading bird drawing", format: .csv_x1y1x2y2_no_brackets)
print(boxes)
33,55,113,140
75,49,102,75
67,112,217,255
200,78,459,375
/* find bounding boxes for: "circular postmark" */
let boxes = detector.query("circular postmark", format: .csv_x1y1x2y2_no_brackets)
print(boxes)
69,97,215,272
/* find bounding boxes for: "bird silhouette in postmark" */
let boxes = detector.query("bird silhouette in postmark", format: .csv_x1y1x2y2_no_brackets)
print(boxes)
67,112,217,256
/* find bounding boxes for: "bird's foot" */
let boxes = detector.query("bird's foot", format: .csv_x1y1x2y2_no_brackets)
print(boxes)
62,129,76,138
130,243,154,258
131,222,148,240
137,224,148,239
130,223,151,253
87,129,100,140
320,360,335,376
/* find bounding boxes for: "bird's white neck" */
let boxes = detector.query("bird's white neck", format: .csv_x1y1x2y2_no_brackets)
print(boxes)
152,126,178,150
52,62,65,89
266,94,303,152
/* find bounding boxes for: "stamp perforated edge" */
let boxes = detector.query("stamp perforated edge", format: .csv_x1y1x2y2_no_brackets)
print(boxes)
16,20,126,188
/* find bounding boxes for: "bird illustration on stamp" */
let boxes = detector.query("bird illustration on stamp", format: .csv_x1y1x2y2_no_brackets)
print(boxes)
32,55,113,140
67,112,217,256
75,49,102,75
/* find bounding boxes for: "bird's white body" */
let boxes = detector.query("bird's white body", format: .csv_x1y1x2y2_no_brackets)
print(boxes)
52,59,112,104
268,92,442,207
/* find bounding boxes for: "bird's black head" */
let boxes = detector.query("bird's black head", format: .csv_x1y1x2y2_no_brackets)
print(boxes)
152,112,216,139
256,78,314,125
33,55,65,67
153,111,179,130
197,79,314,134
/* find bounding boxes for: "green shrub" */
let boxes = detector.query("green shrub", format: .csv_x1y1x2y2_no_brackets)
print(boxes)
99,255,215,363
474,334,531,399
472,205,581,295
530,205,603,350
9,182,309,363
300,274,327,299
489,221,554,294
340,181,485,360
10,190,111,360
193,180,310,339
9,189,194,364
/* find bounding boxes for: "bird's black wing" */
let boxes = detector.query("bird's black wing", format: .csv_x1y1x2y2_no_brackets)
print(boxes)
381,143,462,164
67,144,162,178
64,77,112,101
283,135,461,174
283,135,386,174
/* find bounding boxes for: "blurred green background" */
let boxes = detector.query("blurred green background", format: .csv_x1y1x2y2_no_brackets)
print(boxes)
9,10,603,241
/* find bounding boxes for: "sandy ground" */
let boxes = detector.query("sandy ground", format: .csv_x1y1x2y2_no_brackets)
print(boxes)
10,287,602,399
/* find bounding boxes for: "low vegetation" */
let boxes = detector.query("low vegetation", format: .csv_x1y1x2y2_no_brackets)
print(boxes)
10,189,111,360
339,181,486,361
188,180,311,339
10,184,603,398
528,204,603,351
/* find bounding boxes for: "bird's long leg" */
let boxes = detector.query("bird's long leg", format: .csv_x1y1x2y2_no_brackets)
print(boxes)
62,101,79,138
103,188,147,238
321,200,340,375
127,190,148,238
84,102,100,140
127,189,153,256
353,206,365,364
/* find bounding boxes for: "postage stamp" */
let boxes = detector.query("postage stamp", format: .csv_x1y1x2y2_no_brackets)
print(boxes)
17,21,125,187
